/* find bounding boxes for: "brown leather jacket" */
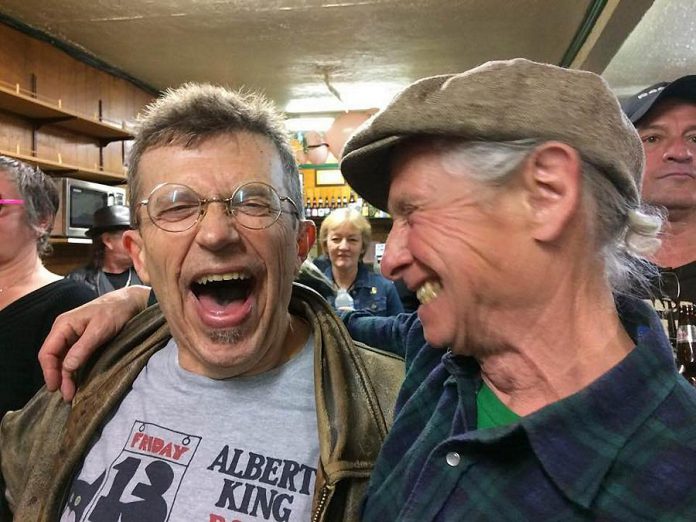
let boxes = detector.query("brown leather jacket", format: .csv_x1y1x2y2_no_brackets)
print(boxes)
0,283,404,521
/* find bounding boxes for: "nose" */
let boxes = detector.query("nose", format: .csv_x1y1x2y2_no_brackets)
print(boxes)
380,219,413,281
338,238,351,250
195,202,241,251
664,137,694,163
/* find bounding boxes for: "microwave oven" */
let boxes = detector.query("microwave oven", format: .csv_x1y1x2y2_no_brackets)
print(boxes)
51,177,127,238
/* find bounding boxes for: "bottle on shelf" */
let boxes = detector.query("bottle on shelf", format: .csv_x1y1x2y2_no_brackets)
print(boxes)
349,192,356,204
317,196,325,217
342,194,348,208
305,194,312,217
361,200,370,217
330,194,337,211
311,197,318,217
335,288,355,311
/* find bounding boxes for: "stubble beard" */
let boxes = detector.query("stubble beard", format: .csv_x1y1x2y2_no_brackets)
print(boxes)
207,326,245,345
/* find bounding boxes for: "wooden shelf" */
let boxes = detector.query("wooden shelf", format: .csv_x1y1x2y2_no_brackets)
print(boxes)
0,82,133,142
0,148,126,185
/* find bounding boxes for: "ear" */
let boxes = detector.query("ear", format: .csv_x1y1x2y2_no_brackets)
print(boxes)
296,219,316,268
101,232,115,251
32,216,52,239
123,230,150,284
521,141,582,242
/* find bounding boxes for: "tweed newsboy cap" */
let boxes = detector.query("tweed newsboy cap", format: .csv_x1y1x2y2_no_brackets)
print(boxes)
341,58,644,211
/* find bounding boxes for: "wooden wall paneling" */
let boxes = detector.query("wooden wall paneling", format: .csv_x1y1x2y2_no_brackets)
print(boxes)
30,39,82,113
0,112,32,154
0,24,30,88
34,126,95,169
102,76,121,125
82,60,101,119
0,22,155,273
25,37,58,104
45,242,92,275
0,23,155,179
103,140,125,174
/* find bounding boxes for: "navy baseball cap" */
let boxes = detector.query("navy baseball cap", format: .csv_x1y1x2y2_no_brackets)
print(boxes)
622,75,696,124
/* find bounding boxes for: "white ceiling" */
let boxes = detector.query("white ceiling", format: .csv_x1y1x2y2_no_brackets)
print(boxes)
604,0,696,96
0,0,692,117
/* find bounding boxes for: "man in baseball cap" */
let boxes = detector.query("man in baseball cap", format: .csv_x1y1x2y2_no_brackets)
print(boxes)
341,59,696,520
67,204,144,295
623,76,696,304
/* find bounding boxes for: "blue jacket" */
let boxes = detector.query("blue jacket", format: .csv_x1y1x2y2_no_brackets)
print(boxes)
324,263,404,316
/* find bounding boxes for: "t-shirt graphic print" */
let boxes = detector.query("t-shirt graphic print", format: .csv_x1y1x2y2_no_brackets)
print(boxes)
60,337,318,522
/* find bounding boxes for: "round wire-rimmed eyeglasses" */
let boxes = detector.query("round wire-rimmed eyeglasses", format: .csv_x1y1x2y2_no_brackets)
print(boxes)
137,181,300,232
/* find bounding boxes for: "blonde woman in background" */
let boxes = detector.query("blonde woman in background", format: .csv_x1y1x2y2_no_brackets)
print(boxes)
319,207,403,315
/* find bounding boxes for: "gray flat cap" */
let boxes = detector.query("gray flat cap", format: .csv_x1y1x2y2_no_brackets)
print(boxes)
341,58,644,211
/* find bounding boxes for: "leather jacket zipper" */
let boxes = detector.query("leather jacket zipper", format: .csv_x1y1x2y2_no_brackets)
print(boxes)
312,483,335,522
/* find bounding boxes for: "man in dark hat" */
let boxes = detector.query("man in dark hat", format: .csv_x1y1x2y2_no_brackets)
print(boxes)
623,76,696,304
67,204,144,295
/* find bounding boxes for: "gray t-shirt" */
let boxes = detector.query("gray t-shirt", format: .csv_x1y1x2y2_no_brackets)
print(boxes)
60,335,318,522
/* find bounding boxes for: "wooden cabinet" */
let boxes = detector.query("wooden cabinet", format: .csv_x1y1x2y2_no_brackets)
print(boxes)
0,79,133,184
0,22,154,272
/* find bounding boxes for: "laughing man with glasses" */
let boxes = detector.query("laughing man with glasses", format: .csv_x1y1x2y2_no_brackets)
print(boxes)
0,84,403,521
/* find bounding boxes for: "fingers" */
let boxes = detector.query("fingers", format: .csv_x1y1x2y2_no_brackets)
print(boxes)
39,319,81,392
38,285,152,400
61,323,114,373
47,311,122,401
60,368,77,402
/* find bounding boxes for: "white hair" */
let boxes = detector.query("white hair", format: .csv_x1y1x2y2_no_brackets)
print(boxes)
430,137,662,295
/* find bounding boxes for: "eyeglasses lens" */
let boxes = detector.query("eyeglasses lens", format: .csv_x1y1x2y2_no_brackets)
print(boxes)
149,185,201,232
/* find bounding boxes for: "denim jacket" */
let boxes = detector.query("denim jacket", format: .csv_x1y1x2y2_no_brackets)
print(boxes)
324,263,404,316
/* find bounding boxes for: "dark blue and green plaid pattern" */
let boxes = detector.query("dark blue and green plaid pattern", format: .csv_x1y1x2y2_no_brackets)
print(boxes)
358,297,696,521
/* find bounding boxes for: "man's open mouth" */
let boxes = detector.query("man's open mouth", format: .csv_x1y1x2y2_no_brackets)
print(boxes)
191,272,254,310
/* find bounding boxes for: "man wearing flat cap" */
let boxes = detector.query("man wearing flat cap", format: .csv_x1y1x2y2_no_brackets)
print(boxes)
67,204,144,295
623,77,696,306
340,58,696,520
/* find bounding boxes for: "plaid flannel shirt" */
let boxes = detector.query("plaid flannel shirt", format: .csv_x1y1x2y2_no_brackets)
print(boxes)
347,297,696,521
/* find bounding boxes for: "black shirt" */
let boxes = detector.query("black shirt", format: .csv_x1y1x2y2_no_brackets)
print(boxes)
655,261,696,304
0,278,96,418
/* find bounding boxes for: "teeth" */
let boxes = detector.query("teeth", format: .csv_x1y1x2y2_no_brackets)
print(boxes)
195,272,250,285
416,281,441,304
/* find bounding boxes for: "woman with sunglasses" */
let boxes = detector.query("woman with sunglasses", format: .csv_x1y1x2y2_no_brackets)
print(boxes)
0,156,96,419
